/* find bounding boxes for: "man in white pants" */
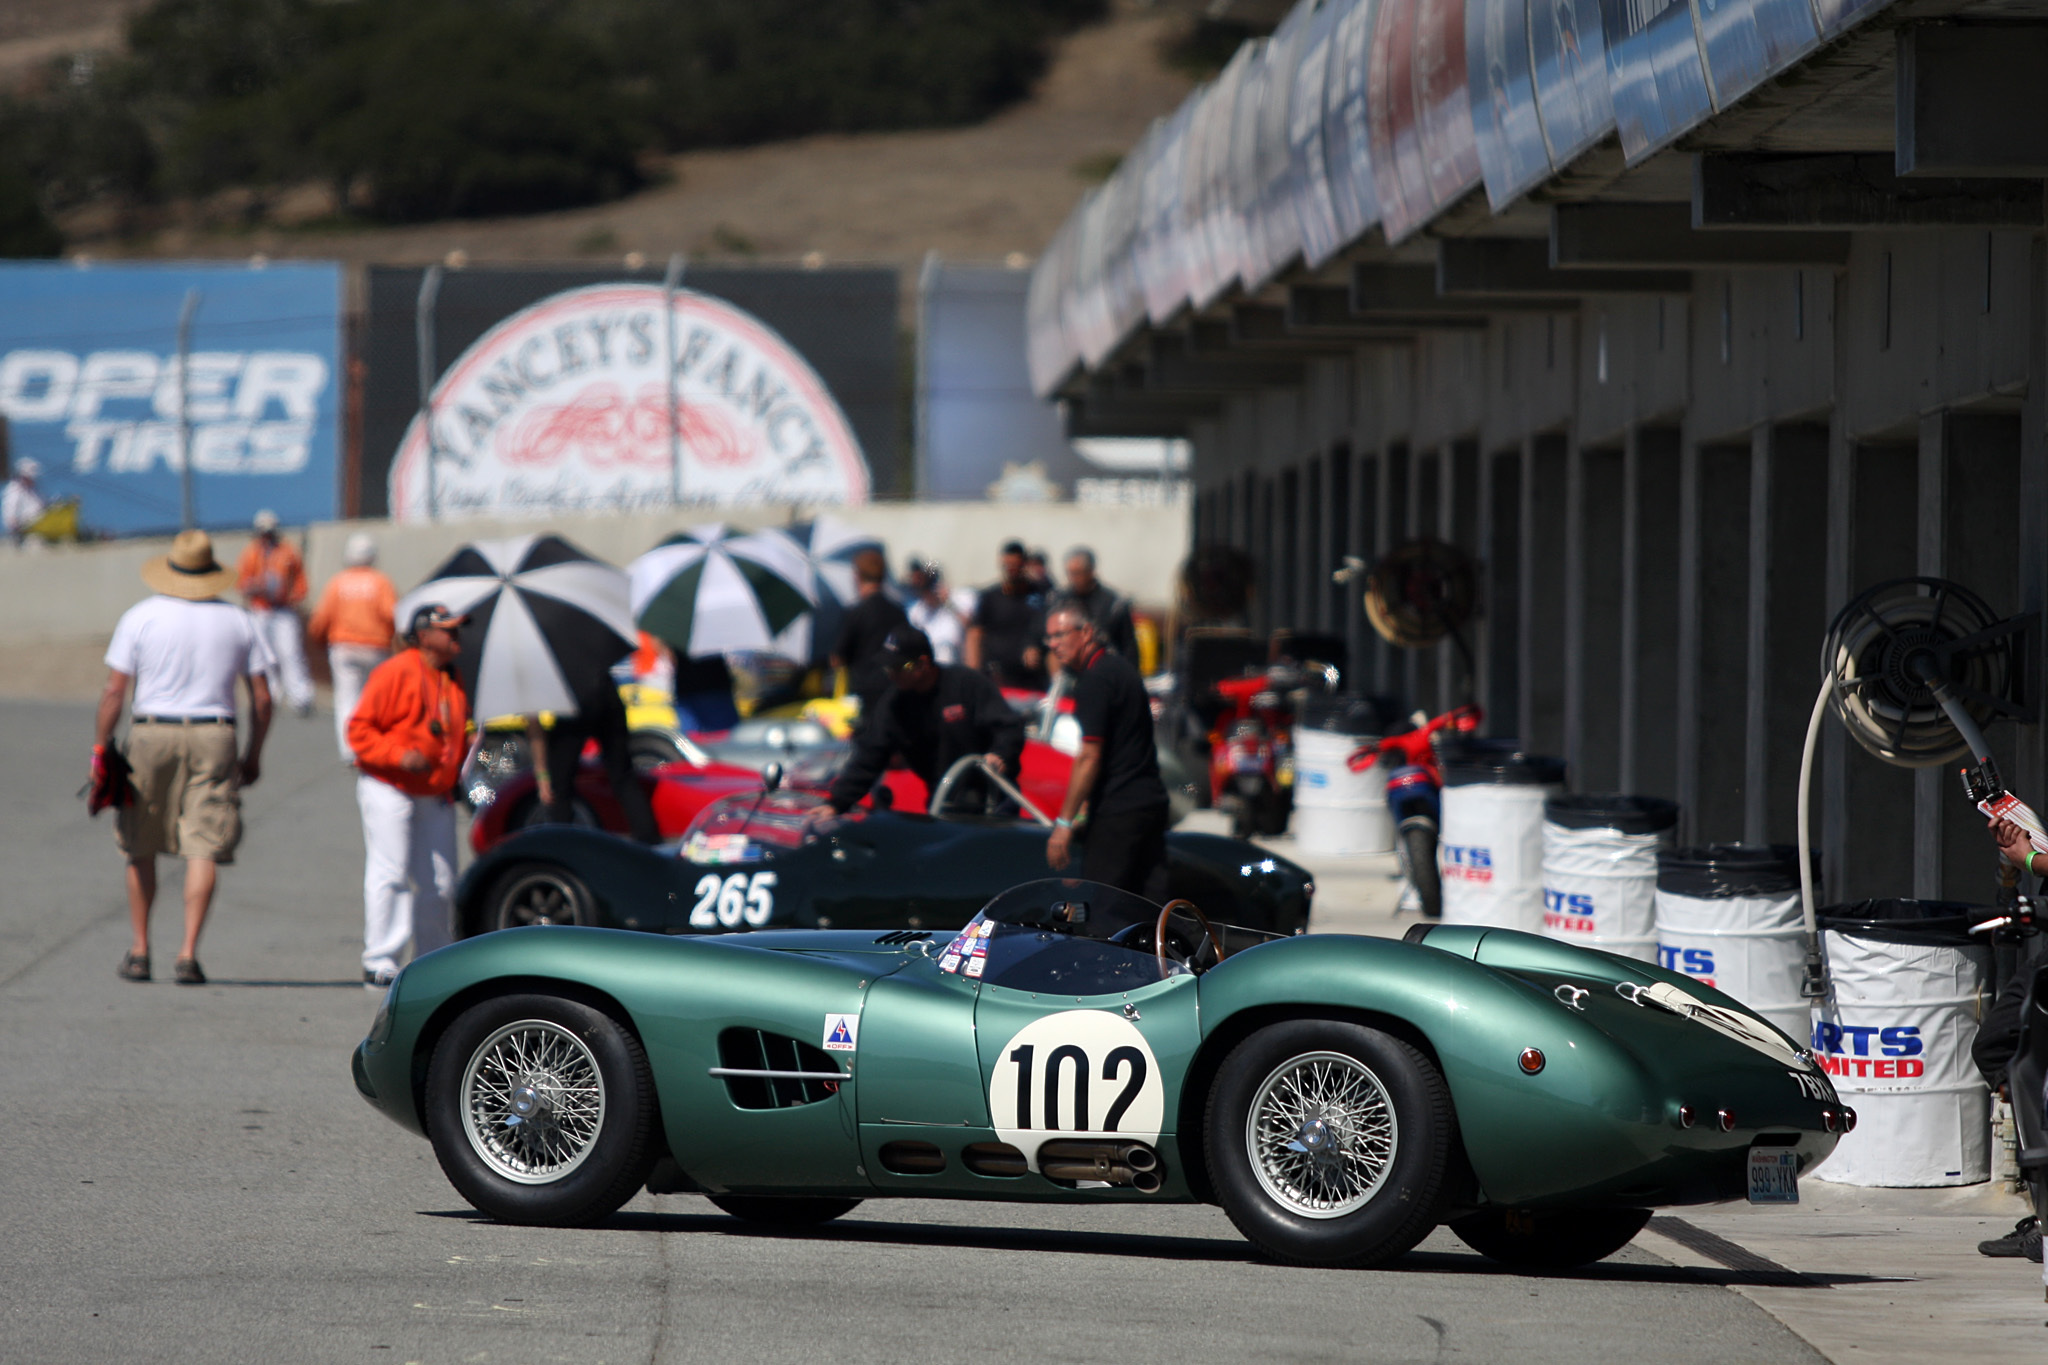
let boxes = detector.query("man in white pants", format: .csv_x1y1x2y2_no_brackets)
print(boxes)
236,510,314,717
307,532,396,761
347,604,470,987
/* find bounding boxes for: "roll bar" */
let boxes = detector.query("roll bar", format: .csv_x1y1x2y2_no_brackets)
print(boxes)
929,755,1054,826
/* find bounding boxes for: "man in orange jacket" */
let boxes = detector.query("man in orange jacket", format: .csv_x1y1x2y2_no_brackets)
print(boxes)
308,532,397,762
348,603,471,987
237,510,314,717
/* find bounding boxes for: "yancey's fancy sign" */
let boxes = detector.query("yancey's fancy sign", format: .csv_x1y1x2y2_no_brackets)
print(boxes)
389,284,870,521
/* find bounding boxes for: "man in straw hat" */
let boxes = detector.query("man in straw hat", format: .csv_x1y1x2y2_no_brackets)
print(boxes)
93,529,275,985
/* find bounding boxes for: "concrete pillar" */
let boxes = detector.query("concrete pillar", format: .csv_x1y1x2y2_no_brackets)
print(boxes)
1388,444,1416,706
1523,432,1570,754
1328,446,1353,665
1487,449,1523,734
1569,442,1626,791
1357,450,1380,691
2019,237,2048,867
1625,427,1683,799
1446,439,1481,710
1751,423,1831,846
1691,440,1753,844
1412,451,1441,709
1914,413,1946,899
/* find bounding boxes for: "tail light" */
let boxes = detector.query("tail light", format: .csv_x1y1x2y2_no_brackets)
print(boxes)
1677,1105,1696,1129
1842,1107,1858,1133
1821,1110,1838,1132
1716,1108,1736,1132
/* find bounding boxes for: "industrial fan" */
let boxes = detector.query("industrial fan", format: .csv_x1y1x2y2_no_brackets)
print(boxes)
1361,538,1477,651
1794,577,2036,993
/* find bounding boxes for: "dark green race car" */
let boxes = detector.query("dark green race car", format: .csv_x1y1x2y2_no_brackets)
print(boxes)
453,788,1313,941
355,878,1848,1270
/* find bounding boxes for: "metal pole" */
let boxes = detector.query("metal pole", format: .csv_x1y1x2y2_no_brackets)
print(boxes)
175,288,198,529
663,253,685,507
415,266,443,520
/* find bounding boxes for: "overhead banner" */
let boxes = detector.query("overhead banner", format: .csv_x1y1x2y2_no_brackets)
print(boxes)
0,261,341,537
1323,0,1383,248
1368,0,1432,242
1528,0,1615,167
1692,0,1819,110
388,284,869,522
1469,0,1552,208
1289,0,1346,268
1599,0,1713,162
1414,0,1482,214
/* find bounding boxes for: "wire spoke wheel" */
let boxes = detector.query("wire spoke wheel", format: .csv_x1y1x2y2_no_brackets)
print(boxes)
460,1020,608,1184
1245,1050,1398,1219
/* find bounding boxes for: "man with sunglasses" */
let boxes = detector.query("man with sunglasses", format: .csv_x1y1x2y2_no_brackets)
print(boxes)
821,627,1024,819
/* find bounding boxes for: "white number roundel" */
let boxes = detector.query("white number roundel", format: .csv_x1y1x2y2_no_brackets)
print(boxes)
989,1011,1164,1168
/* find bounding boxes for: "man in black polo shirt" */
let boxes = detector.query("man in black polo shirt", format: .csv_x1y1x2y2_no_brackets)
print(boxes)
820,627,1026,817
830,547,909,718
966,540,1049,691
1043,602,1170,900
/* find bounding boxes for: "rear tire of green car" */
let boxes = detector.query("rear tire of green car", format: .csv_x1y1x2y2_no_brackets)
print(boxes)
1450,1207,1652,1269
425,992,658,1227
1205,1019,1453,1267
707,1195,862,1226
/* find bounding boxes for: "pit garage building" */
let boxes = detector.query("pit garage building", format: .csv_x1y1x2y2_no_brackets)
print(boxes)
1028,0,2048,903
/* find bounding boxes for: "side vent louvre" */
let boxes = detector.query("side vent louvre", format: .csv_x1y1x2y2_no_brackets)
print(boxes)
715,1029,843,1110
873,929,934,945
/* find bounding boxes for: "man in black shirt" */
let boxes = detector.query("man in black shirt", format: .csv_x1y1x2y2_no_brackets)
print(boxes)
831,548,910,719
1055,546,1139,661
822,628,1026,817
966,540,1049,690
1043,602,1170,900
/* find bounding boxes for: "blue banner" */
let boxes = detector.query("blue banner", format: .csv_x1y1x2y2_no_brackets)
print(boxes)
1599,0,1713,161
1529,0,1615,166
0,261,341,537
1323,0,1384,247
1693,0,1818,110
1469,0,1551,208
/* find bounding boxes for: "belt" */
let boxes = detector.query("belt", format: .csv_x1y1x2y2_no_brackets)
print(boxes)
133,715,233,726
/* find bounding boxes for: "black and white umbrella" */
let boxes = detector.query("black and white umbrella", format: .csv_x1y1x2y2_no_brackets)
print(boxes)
397,534,637,720
629,523,815,658
757,514,888,665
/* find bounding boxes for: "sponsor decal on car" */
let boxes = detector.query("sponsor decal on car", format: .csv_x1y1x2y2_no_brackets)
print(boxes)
822,1014,859,1052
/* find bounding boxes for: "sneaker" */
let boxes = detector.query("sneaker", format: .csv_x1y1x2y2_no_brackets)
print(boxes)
173,957,206,985
1978,1215,2042,1260
117,951,150,982
363,968,397,989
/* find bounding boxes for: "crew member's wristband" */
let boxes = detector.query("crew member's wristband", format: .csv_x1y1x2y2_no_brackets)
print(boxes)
2028,850,2040,875
1054,817,1073,829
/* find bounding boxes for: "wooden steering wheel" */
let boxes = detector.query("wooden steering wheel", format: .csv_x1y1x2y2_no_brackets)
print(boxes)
1155,898,1227,977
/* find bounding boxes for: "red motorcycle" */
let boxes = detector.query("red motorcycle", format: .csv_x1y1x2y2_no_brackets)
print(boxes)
1349,703,1484,918
1208,671,1298,839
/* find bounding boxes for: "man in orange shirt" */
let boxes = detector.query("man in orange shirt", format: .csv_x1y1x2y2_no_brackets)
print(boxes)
308,532,397,761
348,604,471,987
237,510,314,717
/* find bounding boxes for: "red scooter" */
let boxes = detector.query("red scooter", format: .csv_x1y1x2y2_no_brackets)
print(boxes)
1208,671,1298,839
1349,703,1484,918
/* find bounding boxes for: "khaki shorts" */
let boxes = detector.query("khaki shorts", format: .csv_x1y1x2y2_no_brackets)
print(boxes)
116,723,242,864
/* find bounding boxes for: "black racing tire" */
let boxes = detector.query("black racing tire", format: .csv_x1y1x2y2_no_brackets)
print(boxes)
1401,823,1442,919
424,992,658,1227
707,1195,863,1226
1205,1019,1454,1267
1449,1207,1653,1269
629,731,685,772
488,863,596,934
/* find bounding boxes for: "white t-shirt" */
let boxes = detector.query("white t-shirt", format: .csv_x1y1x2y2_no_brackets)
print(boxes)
908,595,968,665
106,595,276,719
2,479,45,535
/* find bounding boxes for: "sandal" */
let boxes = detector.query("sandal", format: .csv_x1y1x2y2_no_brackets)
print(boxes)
173,957,206,985
117,951,150,982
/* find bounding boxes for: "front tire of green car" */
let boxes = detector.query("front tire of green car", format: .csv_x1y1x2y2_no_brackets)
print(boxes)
1206,1018,1453,1267
1450,1207,1652,1269
425,992,657,1227
707,1195,863,1226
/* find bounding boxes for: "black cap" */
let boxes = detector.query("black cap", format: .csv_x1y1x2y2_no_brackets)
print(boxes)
407,603,469,637
1000,539,1027,557
879,626,935,670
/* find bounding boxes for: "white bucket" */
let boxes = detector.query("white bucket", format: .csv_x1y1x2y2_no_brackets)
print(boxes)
1653,889,1808,1040
1291,728,1393,855
1540,798,1675,963
1440,783,1561,932
1811,914,1992,1188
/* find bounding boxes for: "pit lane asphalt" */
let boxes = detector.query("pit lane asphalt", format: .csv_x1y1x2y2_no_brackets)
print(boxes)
0,698,1829,1365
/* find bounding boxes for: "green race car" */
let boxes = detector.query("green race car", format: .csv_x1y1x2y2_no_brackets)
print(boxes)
353,879,1847,1270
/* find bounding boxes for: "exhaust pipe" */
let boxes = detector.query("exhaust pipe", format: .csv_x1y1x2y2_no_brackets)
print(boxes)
1037,1139,1163,1189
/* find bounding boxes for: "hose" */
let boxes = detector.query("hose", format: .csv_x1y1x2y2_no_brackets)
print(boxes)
1795,675,1830,999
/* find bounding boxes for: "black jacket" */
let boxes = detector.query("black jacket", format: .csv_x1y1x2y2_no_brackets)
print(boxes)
828,664,1026,813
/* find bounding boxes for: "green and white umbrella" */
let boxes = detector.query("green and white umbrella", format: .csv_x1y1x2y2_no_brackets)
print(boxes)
629,524,815,657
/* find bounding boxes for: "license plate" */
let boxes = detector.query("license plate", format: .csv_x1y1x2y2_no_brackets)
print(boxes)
1747,1147,1799,1204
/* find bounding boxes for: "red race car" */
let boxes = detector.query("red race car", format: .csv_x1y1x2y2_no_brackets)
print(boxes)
471,738,1075,854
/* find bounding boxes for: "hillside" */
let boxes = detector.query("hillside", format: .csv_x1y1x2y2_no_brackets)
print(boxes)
62,1,1197,274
